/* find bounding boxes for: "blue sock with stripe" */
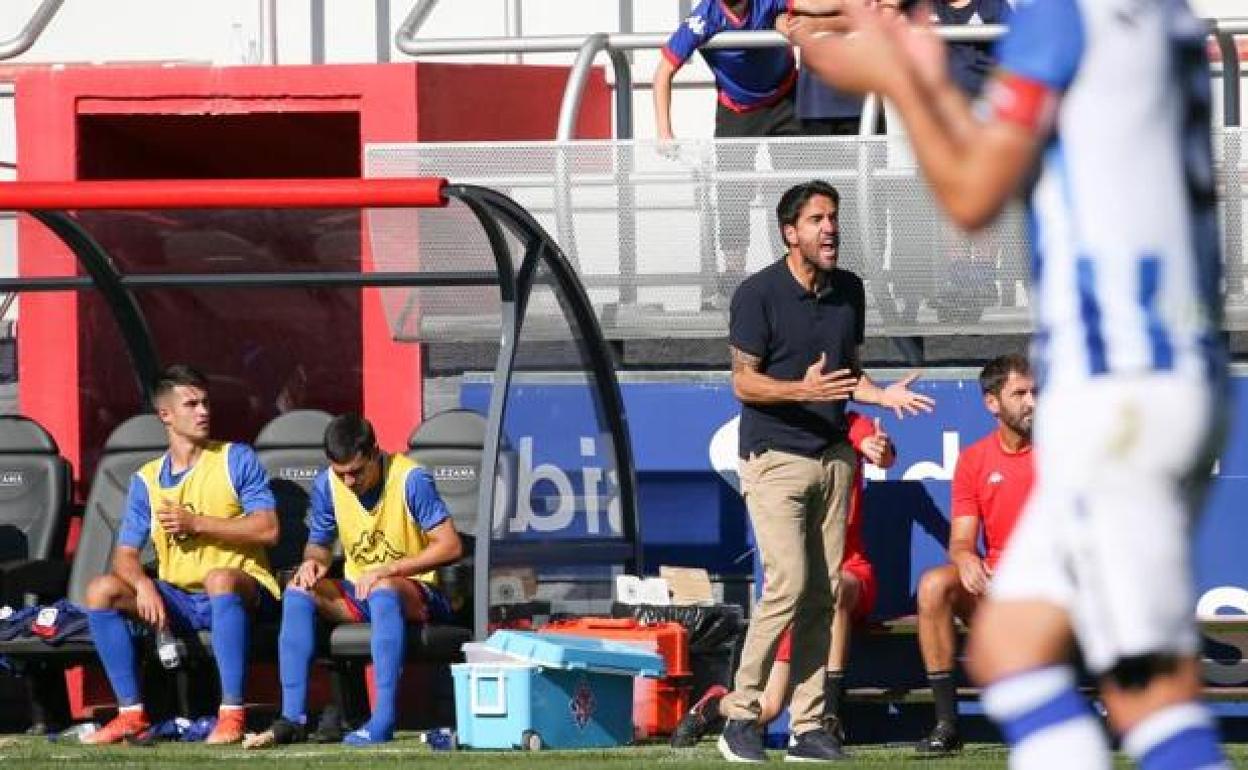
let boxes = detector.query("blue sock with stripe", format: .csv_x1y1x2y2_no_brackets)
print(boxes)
209,593,248,706
981,666,1110,770
1123,702,1229,770
278,587,318,724
86,608,142,707
345,588,405,745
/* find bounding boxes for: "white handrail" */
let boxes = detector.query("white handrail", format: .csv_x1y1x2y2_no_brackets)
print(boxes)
394,17,1247,138
0,0,64,60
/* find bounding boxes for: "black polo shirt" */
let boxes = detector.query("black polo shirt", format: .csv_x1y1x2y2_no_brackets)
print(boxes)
730,260,865,459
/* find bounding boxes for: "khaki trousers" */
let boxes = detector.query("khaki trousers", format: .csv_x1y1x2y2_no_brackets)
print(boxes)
719,443,856,734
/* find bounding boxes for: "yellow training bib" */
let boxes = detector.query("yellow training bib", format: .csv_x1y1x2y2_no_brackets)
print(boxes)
138,442,280,599
331,453,437,586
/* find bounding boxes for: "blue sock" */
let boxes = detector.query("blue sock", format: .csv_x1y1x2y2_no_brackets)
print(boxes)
86,608,141,707
1123,703,1229,770
981,666,1110,770
278,588,318,724
209,594,249,706
348,588,405,744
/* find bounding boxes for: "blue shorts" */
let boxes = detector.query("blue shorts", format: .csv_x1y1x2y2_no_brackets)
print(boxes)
155,580,280,634
330,579,451,624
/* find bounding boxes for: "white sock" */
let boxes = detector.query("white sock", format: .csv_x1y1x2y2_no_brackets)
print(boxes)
981,666,1110,770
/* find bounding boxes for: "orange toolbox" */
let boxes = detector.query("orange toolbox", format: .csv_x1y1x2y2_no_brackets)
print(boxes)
540,617,691,737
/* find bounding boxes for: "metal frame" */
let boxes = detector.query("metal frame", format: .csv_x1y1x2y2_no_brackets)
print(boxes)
0,177,641,641
394,17,1248,137
0,0,63,60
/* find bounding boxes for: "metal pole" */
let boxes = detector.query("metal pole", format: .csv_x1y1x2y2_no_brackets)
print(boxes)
260,0,278,65
1217,31,1241,128
609,48,633,140
0,0,64,60
311,0,325,64
504,0,523,64
619,0,634,64
557,34,611,142
393,0,440,55
376,0,392,63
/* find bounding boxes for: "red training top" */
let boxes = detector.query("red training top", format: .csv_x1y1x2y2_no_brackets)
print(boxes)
950,429,1035,569
842,412,877,574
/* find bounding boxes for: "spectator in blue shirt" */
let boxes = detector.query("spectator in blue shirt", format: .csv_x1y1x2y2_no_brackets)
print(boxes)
653,0,849,309
933,0,1013,98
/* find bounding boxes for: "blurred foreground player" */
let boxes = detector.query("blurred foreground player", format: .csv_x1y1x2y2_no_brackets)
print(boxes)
796,1,1231,768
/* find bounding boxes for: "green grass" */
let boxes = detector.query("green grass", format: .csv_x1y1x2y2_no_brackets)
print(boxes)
0,736,1245,769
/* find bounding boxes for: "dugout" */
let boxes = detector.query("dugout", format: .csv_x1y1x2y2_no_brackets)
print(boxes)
0,177,640,722
12,62,612,485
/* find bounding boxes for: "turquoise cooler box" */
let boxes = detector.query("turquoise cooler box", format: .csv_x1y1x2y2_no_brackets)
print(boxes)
452,630,666,750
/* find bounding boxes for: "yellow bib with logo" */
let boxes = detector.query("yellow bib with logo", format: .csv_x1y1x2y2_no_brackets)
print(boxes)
139,442,280,599
331,453,437,585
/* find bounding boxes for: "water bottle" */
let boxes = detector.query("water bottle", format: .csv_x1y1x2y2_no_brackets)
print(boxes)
156,629,182,669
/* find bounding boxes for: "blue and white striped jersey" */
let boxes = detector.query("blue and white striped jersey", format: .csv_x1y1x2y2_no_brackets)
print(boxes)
996,0,1224,387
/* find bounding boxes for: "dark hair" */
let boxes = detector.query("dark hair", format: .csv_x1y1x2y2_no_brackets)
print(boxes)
151,364,208,407
776,180,840,241
324,413,378,464
979,353,1032,397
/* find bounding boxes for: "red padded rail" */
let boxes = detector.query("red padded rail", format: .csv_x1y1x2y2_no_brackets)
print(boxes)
0,177,448,210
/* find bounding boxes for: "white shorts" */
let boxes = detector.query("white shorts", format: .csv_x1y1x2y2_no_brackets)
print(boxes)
990,374,1223,674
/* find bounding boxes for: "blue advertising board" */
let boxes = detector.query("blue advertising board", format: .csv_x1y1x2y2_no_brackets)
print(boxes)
461,371,1248,626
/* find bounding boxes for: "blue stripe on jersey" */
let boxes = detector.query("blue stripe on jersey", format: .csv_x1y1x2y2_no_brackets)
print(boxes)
1076,258,1108,375
1138,256,1174,372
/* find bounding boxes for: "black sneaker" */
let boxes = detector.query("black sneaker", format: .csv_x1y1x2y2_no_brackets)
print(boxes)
242,717,307,750
786,727,847,762
717,718,766,763
822,714,846,744
914,722,963,755
671,684,727,748
309,707,344,744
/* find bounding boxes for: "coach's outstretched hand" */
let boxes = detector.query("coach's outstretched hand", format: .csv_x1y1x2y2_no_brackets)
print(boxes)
879,371,935,419
802,353,859,402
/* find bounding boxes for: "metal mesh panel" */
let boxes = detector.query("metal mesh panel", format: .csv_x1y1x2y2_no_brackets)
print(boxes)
364,198,507,342
1219,128,1246,322
368,131,1248,340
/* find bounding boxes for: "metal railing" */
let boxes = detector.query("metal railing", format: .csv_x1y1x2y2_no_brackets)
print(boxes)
367,130,1248,345
0,0,63,61
396,9,1247,137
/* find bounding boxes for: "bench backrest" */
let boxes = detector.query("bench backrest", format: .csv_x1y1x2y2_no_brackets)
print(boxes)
0,415,72,567
253,409,333,574
67,414,167,605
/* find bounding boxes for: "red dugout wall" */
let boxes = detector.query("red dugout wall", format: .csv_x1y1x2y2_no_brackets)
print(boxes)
13,61,611,485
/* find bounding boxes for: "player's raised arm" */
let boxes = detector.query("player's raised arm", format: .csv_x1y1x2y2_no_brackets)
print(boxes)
792,4,1047,228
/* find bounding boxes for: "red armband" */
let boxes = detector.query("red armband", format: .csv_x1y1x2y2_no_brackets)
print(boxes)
987,72,1058,135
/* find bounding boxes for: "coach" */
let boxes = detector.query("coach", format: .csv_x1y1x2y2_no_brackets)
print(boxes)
718,180,933,762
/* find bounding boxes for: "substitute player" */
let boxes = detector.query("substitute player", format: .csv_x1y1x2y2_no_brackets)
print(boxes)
246,413,462,748
794,2,1230,768
83,364,281,745
914,354,1035,754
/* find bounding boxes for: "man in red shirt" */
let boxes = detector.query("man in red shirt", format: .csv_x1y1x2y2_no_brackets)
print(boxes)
672,410,894,752
914,353,1035,754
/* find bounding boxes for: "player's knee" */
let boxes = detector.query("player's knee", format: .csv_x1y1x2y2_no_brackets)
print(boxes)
372,576,408,596
917,567,957,615
203,567,247,595
85,574,126,609
1103,654,1181,693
